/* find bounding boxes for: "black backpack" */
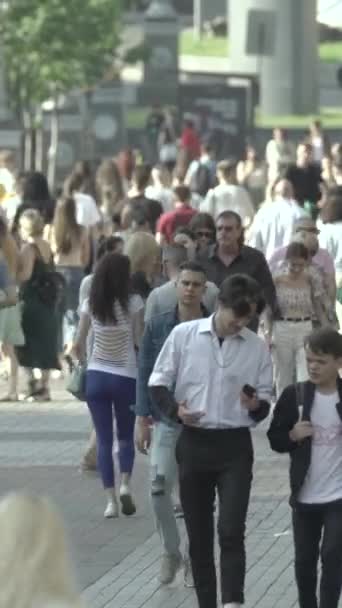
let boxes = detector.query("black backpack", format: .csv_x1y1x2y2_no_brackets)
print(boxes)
190,164,212,197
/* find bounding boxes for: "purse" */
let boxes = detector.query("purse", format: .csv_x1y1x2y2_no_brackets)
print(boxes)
67,362,87,401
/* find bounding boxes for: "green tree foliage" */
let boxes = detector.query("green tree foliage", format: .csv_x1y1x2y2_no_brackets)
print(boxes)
0,0,123,114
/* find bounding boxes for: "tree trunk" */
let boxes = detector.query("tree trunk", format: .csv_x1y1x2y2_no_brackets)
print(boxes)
35,109,44,172
23,109,34,171
47,104,59,192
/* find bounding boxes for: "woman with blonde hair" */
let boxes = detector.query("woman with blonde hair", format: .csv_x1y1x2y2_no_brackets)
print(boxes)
124,231,161,300
0,492,84,608
45,197,89,358
16,209,61,400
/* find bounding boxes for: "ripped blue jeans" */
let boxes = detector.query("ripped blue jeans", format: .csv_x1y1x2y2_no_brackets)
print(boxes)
86,370,136,488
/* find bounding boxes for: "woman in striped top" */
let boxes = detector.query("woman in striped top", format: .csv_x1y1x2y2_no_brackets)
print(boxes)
74,252,144,519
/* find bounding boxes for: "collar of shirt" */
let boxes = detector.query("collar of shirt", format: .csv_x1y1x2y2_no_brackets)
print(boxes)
197,314,248,341
175,303,210,323
208,244,242,262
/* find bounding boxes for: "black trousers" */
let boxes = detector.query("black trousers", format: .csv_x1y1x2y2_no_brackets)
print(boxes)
176,426,253,608
293,499,342,608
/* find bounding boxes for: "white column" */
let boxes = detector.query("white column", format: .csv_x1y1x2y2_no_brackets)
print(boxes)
229,0,318,115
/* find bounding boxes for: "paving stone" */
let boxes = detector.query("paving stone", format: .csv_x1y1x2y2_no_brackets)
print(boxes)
0,381,341,608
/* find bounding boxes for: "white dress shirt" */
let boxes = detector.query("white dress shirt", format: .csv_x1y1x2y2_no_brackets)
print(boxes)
200,183,254,225
248,198,307,261
319,221,342,274
148,315,273,429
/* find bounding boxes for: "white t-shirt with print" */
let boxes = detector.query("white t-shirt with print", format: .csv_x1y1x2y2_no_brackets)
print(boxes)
299,390,342,504
82,295,144,378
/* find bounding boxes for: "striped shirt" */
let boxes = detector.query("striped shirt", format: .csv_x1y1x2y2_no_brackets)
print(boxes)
83,295,144,378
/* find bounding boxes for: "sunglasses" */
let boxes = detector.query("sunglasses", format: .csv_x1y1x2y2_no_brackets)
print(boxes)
196,230,214,238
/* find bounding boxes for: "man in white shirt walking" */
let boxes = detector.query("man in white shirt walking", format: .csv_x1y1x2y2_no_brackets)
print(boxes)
149,274,273,608
248,178,308,261
201,159,254,227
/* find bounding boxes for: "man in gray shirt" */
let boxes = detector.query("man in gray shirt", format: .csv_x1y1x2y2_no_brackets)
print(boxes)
145,243,218,322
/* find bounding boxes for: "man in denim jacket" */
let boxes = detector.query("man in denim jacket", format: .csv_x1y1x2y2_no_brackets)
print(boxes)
135,261,209,585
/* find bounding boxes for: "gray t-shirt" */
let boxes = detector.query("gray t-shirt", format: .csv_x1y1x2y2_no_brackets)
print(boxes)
144,279,218,322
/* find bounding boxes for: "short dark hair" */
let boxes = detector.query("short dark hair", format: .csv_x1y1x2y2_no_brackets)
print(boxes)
305,328,342,359
285,242,309,260
130,205,149,227
217,159,236,180
216,210,242,227
218,274,265,316
96,235,123,261
189,212,216,235
162,243,188,267
132,164,152,191
178,261,207,277
174,185,191,203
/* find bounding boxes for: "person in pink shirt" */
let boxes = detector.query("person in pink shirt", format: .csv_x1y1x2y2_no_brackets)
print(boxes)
269,216,336,307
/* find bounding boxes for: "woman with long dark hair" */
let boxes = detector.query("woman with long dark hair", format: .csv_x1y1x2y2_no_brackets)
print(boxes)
45,197,90,357
74,253,144,518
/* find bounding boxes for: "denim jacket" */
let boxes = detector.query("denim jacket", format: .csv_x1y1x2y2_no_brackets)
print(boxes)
136,305,208,423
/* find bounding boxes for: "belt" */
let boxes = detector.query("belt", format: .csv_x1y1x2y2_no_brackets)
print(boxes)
279,317,311,323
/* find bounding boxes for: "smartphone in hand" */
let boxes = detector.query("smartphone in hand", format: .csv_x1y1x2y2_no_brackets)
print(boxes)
242,384,256,399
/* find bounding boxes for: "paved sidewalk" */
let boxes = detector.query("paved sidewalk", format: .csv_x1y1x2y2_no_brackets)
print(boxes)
0,385,339,608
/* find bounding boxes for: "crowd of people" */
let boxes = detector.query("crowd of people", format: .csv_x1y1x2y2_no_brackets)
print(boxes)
0,115,342,608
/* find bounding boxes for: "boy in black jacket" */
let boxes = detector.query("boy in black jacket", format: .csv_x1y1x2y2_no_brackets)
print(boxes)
268,327,342,608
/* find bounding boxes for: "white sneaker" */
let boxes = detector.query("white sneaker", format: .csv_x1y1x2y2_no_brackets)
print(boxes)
223,604,241,607
104,500,119,519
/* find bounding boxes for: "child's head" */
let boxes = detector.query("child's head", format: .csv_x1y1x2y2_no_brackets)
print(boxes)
305,328,342,387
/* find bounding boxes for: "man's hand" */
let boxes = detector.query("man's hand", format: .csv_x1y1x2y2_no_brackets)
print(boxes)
240,390,260,412
177,401,205,425
289,421,314,442
135,417,152,455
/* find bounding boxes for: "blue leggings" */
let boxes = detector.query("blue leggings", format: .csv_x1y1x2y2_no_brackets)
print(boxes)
86,370,136,488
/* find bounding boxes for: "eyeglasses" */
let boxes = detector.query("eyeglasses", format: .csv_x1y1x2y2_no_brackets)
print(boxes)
216,225,234,232
196,230,214,238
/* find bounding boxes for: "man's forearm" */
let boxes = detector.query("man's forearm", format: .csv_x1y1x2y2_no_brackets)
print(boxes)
149,386,180,423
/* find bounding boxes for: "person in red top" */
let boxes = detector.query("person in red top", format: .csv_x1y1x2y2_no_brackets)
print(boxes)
180,120,201,164
156,185,197,245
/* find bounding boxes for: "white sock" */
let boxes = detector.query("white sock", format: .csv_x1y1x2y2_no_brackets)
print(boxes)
105,488,117,503
119,482,130,495
223,604,241,608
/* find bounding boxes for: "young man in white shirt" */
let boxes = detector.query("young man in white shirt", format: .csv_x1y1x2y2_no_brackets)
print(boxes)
149,274,273,608
201,159,254,227
248,178,307,261
268,328,342,608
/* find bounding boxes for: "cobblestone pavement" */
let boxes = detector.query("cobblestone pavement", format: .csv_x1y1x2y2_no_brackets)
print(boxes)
0,381,339,608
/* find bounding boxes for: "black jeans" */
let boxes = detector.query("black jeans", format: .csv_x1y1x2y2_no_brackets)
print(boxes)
293,500,342,608
176,426,253,608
